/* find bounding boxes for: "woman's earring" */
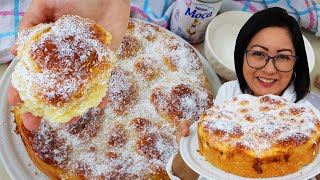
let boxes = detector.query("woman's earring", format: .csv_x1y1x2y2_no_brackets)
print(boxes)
292,72,296,82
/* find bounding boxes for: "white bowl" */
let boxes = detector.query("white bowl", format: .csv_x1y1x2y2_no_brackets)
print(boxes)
204,11,316,80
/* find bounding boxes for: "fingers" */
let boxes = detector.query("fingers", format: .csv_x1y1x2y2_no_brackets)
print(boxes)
179,120,195,136
68,91,109,125
67,116,81,125
10,88,108,129
100,0,130,51
175,120,194,143
10,83,41,131
22,112,42,131
24,113,80,128
172,152,199,179
8,83,23,106
10,43,18,56
108,19,130,52
98,93,109,109
9,81,80,129
67,91,109,125
18,0,49,32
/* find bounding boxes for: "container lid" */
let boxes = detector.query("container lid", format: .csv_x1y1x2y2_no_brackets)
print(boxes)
198,0,223,3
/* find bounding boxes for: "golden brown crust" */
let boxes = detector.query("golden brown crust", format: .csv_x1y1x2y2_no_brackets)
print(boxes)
116,36,141,60
14,107,69,179
14,18,214,179
106,68,137,115
198,94,320,178
150,84,213,126
25,15,113,106
198,123,320,178
134,60,160,81
14,106,173,179
12,15,114,123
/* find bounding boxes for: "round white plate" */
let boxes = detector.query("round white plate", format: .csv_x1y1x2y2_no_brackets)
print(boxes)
0,58,47,179
0,18,222,179
204,11,316,81
180,123,320,180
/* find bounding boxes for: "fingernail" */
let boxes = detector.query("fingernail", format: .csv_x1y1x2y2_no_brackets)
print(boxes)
182,128,188,136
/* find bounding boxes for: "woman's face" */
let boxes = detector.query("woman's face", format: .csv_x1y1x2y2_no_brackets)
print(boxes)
243,27,295,96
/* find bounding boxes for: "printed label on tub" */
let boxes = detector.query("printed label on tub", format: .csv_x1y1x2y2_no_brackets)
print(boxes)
170,0,222,43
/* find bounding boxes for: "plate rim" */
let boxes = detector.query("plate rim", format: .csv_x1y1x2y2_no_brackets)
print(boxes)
180,123,320,180
0,58,46,179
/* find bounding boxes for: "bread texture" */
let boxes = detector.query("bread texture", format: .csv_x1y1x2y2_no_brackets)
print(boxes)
14,18,214,179
11,15,115,123
198,94,320,178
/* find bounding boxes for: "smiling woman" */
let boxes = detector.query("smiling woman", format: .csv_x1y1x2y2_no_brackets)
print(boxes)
233,7,310,103
169,7,319,180
242,27,298,97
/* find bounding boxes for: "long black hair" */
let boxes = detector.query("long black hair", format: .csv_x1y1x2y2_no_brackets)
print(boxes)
234,7,310,102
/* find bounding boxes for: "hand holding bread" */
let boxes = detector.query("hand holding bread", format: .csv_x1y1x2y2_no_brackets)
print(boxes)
9,15,115,130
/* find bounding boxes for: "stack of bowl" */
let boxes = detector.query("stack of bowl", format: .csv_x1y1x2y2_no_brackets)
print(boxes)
204,11,315,81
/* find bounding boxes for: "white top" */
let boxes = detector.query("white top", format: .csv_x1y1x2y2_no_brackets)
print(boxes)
166,80,315,180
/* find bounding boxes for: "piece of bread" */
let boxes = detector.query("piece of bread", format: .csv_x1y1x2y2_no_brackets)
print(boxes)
14,18,214,179
11,15,115,123
198,94,320,178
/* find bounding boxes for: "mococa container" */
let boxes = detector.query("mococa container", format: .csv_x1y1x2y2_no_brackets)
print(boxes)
170,0,223,43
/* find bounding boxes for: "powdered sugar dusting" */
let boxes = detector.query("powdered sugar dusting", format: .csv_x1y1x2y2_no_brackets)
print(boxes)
12,15,114,122
32,107,177,178
29,15,111,105
200,94,320,155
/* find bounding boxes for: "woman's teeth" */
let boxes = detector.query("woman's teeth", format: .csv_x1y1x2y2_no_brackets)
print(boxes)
258,77,276,83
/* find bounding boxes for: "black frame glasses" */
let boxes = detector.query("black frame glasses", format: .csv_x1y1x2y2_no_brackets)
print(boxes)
244,50,298,72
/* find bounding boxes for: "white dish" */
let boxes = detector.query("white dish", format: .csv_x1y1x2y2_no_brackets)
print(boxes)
0,58,47,179
0,18,222,179
204,11,316,80
180,123,320,180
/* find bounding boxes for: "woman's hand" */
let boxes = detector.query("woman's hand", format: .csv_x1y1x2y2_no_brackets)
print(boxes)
8,0,129,131
172,152,199,180
175,120,194,143
173,120,199,179
8,82,110,131
11,0,130,54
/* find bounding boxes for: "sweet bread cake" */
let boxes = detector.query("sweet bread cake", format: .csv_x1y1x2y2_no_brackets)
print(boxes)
11,15,114,123
198,94,320,178
13,18,213,179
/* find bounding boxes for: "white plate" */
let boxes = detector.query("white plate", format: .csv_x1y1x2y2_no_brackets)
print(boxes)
0,18,222,179
0,58,47,179
180,123,320,180
204,11,316,81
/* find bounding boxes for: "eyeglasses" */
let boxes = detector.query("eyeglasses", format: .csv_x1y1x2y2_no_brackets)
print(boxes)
244,50,298,72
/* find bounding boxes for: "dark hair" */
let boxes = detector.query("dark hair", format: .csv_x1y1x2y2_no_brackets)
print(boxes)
234,7,310,102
